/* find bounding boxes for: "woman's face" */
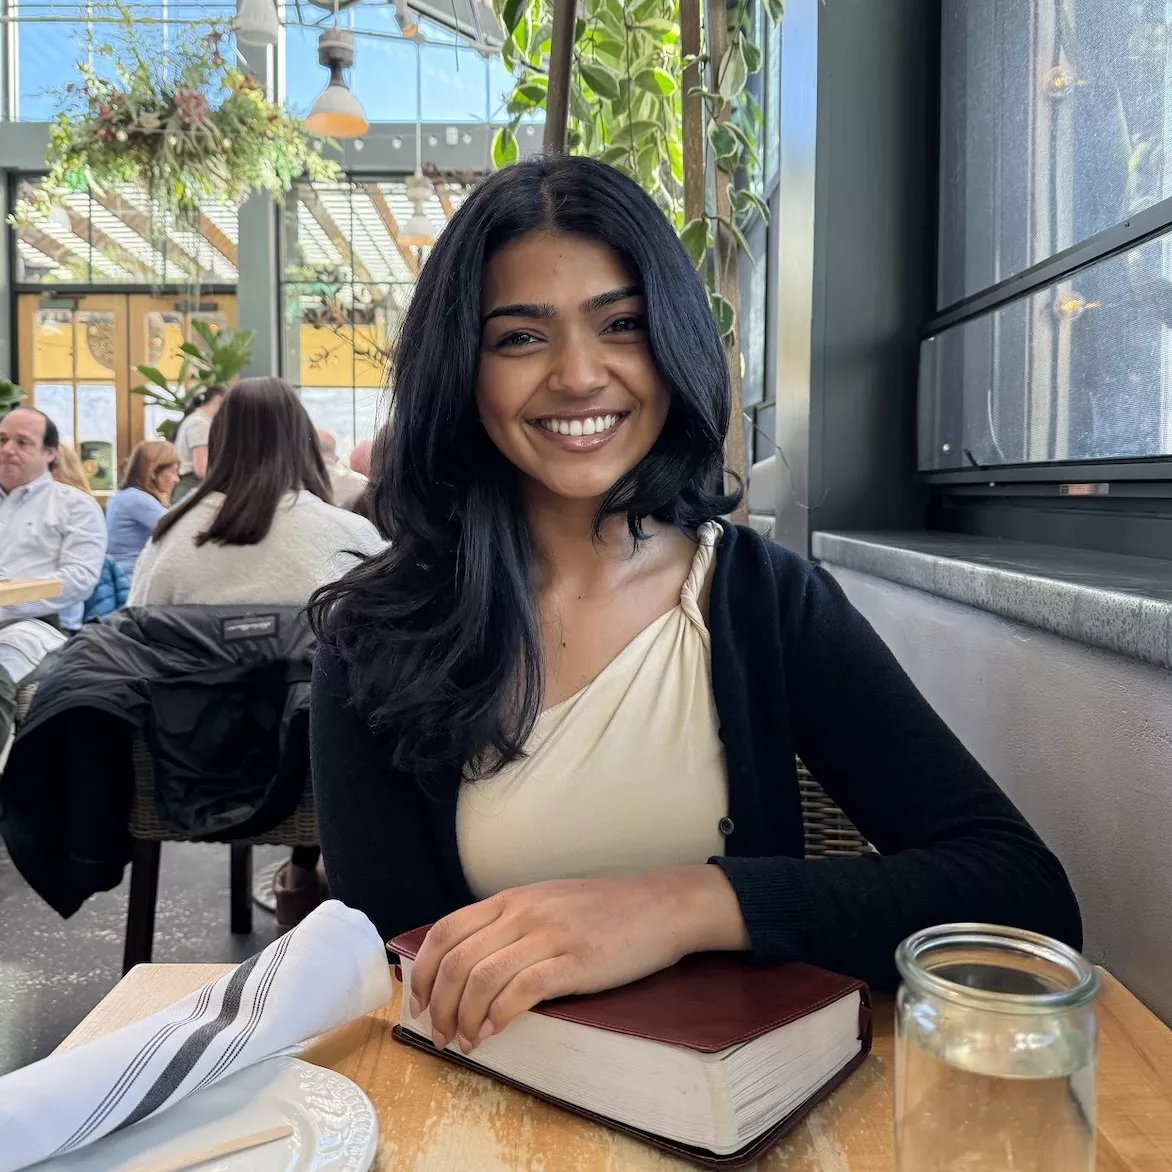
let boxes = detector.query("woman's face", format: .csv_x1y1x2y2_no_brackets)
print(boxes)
156,463,180,499
475,231,670,505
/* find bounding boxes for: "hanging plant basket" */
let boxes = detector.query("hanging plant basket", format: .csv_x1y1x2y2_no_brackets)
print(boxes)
8,3,339,228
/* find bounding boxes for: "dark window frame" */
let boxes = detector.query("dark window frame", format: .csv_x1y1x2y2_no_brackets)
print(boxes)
920,6,1172,559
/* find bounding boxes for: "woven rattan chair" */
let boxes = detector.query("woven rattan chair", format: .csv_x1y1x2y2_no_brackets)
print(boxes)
797,759,869,858
124,735,318,973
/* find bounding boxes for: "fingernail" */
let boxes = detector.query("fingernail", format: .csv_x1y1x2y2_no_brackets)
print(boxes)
431,1029,446,1050
409,994,422,1017
477,1021,495,1044
456,1033,472,1054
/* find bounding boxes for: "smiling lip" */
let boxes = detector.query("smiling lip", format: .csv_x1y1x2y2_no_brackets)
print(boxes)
527,411,629,452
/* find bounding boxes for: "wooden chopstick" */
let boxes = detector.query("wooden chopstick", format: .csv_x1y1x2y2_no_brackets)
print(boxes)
123,1124,294,1172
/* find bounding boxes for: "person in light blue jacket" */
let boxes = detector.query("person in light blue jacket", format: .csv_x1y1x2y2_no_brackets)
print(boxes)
104,440,180,578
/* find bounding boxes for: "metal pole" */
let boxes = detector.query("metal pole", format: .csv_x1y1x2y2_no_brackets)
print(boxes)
543,0,576,153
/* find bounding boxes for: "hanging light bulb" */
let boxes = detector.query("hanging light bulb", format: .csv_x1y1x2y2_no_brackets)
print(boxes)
236,0,279,46
306,28,369,138
402,172,435,247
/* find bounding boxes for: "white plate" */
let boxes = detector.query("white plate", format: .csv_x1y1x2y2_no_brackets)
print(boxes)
40,1057,377,1171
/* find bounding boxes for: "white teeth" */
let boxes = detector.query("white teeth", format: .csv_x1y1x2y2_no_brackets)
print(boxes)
537,414,621,436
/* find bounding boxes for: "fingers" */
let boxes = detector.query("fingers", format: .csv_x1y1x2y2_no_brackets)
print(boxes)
480,956,579,1042
410,899,503,1020
451,938,564,1052
424,919,528,1049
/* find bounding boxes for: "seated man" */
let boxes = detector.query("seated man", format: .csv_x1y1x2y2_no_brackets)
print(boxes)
317,429,368,510
0,407,107,752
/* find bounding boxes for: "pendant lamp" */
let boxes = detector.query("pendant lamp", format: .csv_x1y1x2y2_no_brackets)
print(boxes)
236,0,279,46
305,27,369,138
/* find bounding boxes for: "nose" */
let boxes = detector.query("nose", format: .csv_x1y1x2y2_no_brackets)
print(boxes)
547,331,608,398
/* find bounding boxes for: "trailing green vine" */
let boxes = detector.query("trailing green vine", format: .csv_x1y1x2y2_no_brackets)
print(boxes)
489,0,781,344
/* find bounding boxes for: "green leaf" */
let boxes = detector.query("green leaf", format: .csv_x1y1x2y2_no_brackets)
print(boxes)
638,18,677,35
575,16,587,41
515,80,548,107
608,119,660,147
630,0,661,21
718,38,749,100
743,40,763,75
732,188,771,221
177,341,204,360
501,0,528,35
679,218,709,269
763,0,784,22
596,145,630,166
579,60,621,101
720,214,753,259
492,126,519,169
707,120,741,165
634,67,677,96
709,293,736,338
571,88,594,125
134,364,172,392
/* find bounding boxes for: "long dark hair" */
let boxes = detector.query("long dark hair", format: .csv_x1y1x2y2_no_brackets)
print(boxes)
310,155,738,788
154,376,331,547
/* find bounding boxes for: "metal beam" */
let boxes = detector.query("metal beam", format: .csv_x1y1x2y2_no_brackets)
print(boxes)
88,189,205,281
299,186,375,285
196,214,238,270
362,184,419,277
433,180,455,220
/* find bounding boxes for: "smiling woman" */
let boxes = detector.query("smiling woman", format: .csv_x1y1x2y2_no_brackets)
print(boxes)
307,155,1081,1062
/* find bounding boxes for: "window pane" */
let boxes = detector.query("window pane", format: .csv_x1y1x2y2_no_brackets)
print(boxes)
299,387,358,453
12,180,238,286
15,0,78,121
77,384,118,490
938,0,1172,307
920,227,1172,469
33,310,74,379
32,385,75,447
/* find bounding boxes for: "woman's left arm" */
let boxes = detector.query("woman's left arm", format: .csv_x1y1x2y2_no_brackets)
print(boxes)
713,558,1083,990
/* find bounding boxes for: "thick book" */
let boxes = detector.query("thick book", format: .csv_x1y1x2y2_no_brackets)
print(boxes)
389,926,872,1168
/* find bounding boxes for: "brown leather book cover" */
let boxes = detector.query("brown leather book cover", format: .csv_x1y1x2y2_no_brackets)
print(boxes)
389,925,873,1167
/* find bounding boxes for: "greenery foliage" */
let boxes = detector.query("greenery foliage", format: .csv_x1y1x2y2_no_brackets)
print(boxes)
8,2,338,228
0,380,25,415
489,0,781,340
130,320,254,441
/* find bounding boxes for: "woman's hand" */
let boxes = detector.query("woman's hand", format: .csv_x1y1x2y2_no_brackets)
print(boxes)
408,864,748,1054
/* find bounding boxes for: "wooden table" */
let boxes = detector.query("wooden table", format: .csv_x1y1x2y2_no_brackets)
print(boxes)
0,577,61,607
59,965,1172,1171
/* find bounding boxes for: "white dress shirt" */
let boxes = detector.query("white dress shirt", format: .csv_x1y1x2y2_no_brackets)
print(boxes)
0,473,107,631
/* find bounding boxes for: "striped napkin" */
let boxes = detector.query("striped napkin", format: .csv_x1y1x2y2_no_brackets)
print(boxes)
0,900,393,1172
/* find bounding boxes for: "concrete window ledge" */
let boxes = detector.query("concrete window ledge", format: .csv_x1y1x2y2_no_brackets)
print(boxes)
812,531,1172,672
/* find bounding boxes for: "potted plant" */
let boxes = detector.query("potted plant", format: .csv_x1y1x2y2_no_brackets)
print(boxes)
130,320,253,441
0,379,25,415
7,2,339,230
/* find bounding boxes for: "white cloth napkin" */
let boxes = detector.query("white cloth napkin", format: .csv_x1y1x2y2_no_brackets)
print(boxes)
0,900,393,1172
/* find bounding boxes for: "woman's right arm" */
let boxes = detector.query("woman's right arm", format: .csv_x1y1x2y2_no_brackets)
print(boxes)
311,646,461,941
192,446,208,479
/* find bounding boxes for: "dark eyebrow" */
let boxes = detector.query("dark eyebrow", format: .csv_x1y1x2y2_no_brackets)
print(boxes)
481,285,644,325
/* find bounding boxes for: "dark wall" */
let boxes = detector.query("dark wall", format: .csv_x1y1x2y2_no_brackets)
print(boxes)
772,0,938,554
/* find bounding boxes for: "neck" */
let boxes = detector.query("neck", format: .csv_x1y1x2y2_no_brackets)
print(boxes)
523,481,645,592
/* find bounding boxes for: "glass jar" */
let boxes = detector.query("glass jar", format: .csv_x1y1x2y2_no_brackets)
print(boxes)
894,923,1099,1172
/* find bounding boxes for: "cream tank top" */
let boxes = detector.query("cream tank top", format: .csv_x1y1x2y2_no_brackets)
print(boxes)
456,522,731,900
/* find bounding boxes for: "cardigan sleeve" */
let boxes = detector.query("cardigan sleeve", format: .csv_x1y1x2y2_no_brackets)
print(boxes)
311,646,462,943
713,556,1083,991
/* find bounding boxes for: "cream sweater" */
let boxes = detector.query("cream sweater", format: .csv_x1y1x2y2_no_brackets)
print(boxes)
128,491,384,606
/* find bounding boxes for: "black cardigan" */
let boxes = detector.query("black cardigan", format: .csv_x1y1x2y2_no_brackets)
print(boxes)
310,522,1082,989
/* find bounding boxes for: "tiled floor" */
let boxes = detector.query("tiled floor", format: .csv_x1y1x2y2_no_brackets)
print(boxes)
0,837,287,1076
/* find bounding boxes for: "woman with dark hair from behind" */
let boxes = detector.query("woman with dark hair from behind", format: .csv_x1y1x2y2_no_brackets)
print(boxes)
132,377,383,926
309,155,1081,1057
172,383,226,504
